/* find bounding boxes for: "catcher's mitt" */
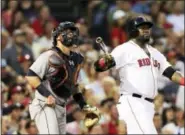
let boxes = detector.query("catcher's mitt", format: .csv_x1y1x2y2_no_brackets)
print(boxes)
83,105,101,128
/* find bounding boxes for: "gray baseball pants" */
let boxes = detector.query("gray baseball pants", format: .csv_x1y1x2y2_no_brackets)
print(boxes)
29,91,66,134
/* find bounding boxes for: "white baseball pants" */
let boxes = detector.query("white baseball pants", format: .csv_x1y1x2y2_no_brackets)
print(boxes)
117,95,157,134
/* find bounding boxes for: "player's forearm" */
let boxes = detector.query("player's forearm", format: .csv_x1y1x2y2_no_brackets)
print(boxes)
71,84,87,109
94,54,116,72
26,76,52,97
26,69,52,97
163,66,184,86
171,72,185,86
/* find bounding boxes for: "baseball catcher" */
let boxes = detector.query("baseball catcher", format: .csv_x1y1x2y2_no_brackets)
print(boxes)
26,22,100,134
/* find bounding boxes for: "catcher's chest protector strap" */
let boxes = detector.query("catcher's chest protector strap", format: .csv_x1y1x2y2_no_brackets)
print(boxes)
51,47,83,84
47,47,83,98
48,53,68,89
51,47,73,80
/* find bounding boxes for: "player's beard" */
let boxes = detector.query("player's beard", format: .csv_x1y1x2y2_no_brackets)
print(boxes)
62,36,75,47
62,34,78,47
137,34,150,43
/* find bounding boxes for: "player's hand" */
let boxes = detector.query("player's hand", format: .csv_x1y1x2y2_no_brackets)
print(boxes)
100,53,112,60
46,95,56,107
94,53,115,72
100,53,114,66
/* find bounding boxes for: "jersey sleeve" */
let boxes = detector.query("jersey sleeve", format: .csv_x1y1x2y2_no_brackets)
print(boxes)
155,50,171,75
29,52,50,79
111,46,129,69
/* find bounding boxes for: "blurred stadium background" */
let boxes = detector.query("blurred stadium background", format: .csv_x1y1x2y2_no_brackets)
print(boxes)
1,0,184,134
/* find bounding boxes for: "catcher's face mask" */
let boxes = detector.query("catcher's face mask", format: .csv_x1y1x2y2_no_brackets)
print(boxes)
59,27,79,47
52,22,79,47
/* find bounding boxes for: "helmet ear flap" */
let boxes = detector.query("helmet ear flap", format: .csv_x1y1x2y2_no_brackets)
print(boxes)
52,28,57,37
126,18,139,39
52,28,60,46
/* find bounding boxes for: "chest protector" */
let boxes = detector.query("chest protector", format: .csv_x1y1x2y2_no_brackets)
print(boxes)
46,47,83,98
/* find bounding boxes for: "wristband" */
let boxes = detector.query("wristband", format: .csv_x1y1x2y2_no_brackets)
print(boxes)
180,77,185,86
37,83,51,97
73,93,87,109
162,66,176,79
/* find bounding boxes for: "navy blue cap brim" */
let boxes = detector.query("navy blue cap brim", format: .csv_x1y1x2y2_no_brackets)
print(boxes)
136,22,153,28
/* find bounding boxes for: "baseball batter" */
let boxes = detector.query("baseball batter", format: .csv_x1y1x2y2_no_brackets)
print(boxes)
94,16,185,134
26,22,98,134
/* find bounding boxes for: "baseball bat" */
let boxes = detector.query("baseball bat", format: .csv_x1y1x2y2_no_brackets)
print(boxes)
95,37,108,53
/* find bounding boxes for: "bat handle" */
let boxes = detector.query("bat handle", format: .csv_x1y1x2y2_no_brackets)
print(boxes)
96,37,108,53
96,37,103,44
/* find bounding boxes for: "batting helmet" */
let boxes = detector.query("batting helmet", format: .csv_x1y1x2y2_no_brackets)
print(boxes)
52,21,79,47
126,16,153,38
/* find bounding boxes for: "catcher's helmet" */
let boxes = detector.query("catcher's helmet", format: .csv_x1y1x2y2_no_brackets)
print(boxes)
126,16,153,38
52,21,79,47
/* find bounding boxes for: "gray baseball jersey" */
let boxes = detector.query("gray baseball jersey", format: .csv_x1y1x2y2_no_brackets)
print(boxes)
30,50,67,104
29,48,84,134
